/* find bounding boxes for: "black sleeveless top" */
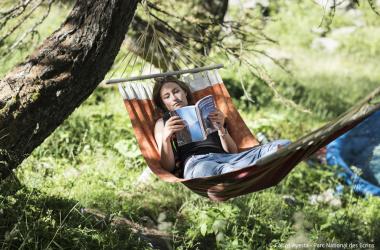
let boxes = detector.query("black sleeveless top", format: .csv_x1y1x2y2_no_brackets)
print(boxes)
177,131,226,164
162,112,226,175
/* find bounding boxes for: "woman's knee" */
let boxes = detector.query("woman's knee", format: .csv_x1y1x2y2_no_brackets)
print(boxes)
274,139,292,147
220,163,240,174
191,161,220,178
269,139,291,151
260,139,291,157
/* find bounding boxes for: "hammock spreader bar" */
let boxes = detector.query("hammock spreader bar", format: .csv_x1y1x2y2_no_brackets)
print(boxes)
116,67,380,201
106,64,224,84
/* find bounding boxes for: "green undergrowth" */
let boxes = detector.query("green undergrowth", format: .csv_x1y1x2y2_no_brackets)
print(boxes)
221,0,380,119
0,176,150,249
2,0,380,249
11,86,379,249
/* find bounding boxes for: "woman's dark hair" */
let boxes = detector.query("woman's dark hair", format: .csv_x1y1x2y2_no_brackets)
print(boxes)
152,76,194,118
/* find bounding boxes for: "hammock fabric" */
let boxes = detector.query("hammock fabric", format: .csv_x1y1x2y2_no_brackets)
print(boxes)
118,69,380,201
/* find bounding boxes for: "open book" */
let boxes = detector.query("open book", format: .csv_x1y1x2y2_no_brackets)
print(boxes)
169,95,218,146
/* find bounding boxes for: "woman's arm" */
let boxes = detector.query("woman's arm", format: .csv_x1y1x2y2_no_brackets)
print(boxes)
154,117,185,172
208,109,238,153
218,126,238,153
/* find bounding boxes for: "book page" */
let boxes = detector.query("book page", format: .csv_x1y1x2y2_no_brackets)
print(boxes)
170,106,204,146
196,95,218,136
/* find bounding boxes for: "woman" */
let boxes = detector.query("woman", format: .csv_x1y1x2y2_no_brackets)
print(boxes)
153,76,291,179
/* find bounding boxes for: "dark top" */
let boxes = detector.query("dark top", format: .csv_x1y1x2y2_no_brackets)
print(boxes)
162,112,226,176
177,131,226,165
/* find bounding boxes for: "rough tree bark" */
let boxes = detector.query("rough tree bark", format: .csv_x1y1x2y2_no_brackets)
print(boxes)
0,0,139,179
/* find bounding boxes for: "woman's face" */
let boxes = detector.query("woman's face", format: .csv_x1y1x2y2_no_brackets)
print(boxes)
160,81,188,111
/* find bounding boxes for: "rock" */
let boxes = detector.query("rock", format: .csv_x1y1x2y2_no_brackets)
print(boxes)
311,27,328,35
229,0,241,6
283,195,297,206
265,48,292,62
135,167,154,185
329,198,342,207
141,215,156,228
330,26,357,37
308,188,342,207
157,212,173,232
311,37,340,53
260,48,292,67
229,0,269,8
308,194,319,205
346,9,365,27
63,167,80,179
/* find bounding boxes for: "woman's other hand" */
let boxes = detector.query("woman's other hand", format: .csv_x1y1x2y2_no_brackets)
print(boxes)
163,116,186,141
208,108,225,129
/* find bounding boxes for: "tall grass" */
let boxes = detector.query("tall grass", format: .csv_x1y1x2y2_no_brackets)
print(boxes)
1,0,379,249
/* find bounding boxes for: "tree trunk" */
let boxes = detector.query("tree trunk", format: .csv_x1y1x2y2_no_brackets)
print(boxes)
0,0,138,179
194,0,229,55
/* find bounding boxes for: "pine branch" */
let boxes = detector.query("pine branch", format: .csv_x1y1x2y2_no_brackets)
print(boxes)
0,0,45,44
1,0,55,58
368,0,380,16
0,0,33,30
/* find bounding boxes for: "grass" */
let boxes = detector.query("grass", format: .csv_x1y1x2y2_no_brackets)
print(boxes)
0,177,150,249
1,0,380,249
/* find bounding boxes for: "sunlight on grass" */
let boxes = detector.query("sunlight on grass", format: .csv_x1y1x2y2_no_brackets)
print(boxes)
2,0,380,248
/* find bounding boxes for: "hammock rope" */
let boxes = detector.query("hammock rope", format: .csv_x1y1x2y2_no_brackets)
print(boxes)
109,66,380,201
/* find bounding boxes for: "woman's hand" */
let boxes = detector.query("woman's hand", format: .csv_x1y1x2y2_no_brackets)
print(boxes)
208,108,225,129
162,116,186,141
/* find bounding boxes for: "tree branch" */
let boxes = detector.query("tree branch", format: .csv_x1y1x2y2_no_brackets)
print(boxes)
0,0,45,44
1,0,55,58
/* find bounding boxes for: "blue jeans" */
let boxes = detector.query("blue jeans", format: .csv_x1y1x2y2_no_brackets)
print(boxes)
183,139,291,179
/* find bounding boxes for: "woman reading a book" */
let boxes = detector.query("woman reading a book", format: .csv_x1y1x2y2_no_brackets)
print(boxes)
153,76,291,179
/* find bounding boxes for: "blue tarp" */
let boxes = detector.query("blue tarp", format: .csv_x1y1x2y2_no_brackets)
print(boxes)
326,110,380,196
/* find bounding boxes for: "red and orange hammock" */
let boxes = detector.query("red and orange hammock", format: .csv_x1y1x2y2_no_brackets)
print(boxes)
113,66,380,201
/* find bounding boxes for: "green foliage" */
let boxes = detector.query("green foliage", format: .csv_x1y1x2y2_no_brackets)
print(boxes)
264,1,322,47
339,27,380,57
0,177,150,249
175,192,294,249
1,0,380,249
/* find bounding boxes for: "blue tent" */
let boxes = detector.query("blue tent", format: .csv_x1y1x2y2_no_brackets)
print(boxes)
326,110,380,196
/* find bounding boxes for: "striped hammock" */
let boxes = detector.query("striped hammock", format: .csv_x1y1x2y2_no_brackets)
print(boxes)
117,68,380,201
